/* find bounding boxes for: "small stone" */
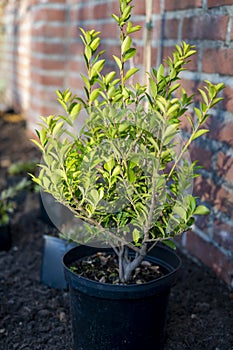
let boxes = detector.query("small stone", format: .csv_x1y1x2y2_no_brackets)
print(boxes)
59,311,66,322
141,261,151,267
99,276,106,283
191,313,197,319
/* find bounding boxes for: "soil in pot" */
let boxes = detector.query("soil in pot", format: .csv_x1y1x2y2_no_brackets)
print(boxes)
69,250,164,285
63,244,181,350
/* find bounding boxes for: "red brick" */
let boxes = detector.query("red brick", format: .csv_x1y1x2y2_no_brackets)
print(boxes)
165,0,202,11
151,19,162,41
31,41,66,55
194,176,218,204
215,186,233,219
96,22,118,39
33,8,66,22
93,4,108,20
133,1,160,15
190,145,212,170
182,15,228,41
69,41,83,56
208,0,233,7
31,0,65,4
213,219,233,251
30,87,57,103
185,231,233,286
66,76,83,90
40,105,62,116
217,152,233,182
32,24,66,39
32,57,65,70
223,86,233,112
193,173,233,219
202,48,233,75
31,71,64,86
210,120,233,146
163,18,179,40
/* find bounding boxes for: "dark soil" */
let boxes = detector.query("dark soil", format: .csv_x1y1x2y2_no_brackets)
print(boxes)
68,251,164,285
0,113,233,350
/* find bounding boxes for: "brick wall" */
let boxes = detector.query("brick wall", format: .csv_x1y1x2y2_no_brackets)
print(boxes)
0,0,233,287
159,0,233,287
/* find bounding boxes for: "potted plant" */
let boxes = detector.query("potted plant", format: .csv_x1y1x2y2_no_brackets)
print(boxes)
0,178,30,251
30,0,224,348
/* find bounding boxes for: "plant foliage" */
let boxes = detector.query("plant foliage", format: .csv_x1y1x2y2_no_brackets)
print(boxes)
31,0,224,283
0,178,31,226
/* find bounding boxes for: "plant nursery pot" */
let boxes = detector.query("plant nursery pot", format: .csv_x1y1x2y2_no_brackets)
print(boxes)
41,234,76,290
63,243,181,350
0,224,11,251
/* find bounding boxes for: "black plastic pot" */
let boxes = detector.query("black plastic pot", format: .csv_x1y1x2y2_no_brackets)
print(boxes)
63,244,181,350
41,235,76,289
0,224,11,251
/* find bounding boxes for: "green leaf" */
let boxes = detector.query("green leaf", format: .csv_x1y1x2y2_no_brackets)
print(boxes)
90,37,100,51
157,64,164,81
112,165,121,177
163,240,176,250
111,14,120,23
210,97,223,108
105,71,116,85
132,228,140,244
198,88,209,105
193,205,210,215
52,121,64,136
124,48,136,61
30,138,44,152
57,99,68,112
113,55,122,70
167,103,179,116
70,103,81,120
121,36,132,55
126,22,142,34
163,124,177,145
90,59,105,79
149,78,157,97
63,90,72,103
194,107,203,122
185,115,194,129
89,189,99,205
173,205,186,218
89,89,100,102
84,45,92,62
104,158,115,172
168,83,180,95
122,5,132,21
124,68,139,81
191,129,209,140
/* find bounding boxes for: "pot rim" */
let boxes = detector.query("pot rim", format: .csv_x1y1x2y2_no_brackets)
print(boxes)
63,243,182,298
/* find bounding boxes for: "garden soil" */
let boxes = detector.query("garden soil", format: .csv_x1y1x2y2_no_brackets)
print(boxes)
0,113,233,350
